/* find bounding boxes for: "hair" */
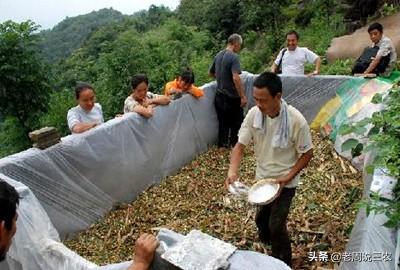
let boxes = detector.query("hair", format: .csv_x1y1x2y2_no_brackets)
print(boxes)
75,82,94,99
228,33,243,45
286,30,299,40
368,22,383,33
179,67,195,84
131,74,149,91
253,72,282,97
0,181,20,231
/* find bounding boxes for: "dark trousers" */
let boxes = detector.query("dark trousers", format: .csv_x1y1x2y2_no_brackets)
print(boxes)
214,92,243,148
255,187,296,267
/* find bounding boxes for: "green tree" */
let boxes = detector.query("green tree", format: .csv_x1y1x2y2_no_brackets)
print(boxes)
0,20,52,154
38,8,126,63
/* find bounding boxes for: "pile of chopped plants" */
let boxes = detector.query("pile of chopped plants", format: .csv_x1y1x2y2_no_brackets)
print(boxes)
65,131,362,269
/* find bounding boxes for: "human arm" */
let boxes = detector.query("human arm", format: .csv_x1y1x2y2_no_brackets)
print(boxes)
69,122,98,133
232,72,247,107
275,149,313,185
364,39,393,75
363,56,382,74
271,49,284,73
225,110,253,188
133,105,154,118
148,95,171,106
71,122,98,133
164,81,177,96
127,233,159,270
225,142,246,189
313,57,321,75
186,86,204,98
276,120,313,185
67,108,101,134
305,48,321,76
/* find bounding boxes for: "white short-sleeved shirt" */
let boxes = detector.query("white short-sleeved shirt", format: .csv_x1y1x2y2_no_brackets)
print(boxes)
274,47,319,75
238,105,313,188
375,35,397,75
123,92,159,113
67,103,104,132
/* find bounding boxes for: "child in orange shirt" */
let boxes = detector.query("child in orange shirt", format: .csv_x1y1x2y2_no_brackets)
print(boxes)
164,68,204,99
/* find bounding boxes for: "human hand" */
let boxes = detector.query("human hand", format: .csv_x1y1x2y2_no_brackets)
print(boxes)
275,174,292,186
225,173,239,190
133,233,159,269
306,70,319,77
141,100,149,107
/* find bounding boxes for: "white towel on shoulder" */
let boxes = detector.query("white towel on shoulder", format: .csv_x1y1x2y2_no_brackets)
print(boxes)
253,99,290,148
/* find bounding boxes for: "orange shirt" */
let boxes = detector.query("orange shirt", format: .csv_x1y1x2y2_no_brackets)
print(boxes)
164,79,204,98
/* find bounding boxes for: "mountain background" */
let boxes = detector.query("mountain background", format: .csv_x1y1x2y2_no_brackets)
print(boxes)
1,0,399,157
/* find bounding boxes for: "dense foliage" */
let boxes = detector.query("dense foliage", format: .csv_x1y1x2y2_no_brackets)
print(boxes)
38,8,126,63
2,0,399,157
0,21,52,156
340,84,400,228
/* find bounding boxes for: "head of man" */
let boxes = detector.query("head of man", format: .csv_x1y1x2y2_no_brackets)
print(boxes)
286,30,299,51
131,74,149,102
368,22,383,44
177,68,195,91
253,72,282,118
75,83,96,112
227,33,242,53
0,181,19,262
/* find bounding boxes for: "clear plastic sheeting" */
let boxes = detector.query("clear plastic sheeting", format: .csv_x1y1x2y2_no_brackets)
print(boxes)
1,74,391,270
160,230,236,270
0,75,348,237
280,74,351,122
152,229,291,270
1,175,292,270
241,72,351,122
340,210,397,270
1,174,98,270
0,84,218,237
341,153,398,270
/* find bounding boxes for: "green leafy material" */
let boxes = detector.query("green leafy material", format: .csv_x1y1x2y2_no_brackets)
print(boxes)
367,126,380,137
338,124,355,136
365,165,376,174
371,93,383,104
341,138,360,152
351,143,363,158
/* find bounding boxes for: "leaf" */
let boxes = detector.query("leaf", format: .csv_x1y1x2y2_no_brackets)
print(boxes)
341,138,360,152
351,143,363,158
356,117,372,127
365,165,375,174
353,125,367,136
383,218,398,228
371,93,383,104
338,124,355,136
364,143,376,153
367,126,380,137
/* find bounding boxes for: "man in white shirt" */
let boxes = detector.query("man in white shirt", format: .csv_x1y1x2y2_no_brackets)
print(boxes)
225,72,313,266
271,30,321,76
